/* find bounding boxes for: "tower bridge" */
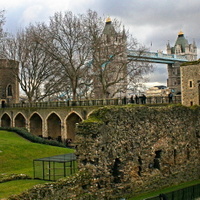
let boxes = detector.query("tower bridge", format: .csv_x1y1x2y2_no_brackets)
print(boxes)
127,50,188,64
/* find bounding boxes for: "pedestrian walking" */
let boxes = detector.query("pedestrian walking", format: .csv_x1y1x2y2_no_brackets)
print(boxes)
141,94,146,104
135,95,139,104
168,92,173,103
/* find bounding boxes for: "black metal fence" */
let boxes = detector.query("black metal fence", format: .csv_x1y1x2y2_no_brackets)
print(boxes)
145,183,200,200
33,153,76,181
3,96,181,109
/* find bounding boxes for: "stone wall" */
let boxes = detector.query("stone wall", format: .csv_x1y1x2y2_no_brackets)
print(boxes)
8,105,200,199
76,105,200,198
181,62,200,106
0,59,19,104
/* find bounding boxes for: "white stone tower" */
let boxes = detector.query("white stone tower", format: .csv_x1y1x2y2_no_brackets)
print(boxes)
93,17,127,99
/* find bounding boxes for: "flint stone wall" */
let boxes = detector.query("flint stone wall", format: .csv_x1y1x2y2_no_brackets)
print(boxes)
76,105,200,197
8,105,200,199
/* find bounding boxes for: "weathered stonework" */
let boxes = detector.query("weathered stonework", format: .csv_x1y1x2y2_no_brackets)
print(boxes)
7,105,200,199
76,105,200,198
0,59,19,105
181,62,200,106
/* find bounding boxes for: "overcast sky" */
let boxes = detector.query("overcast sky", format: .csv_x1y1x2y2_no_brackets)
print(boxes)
1,0,200,88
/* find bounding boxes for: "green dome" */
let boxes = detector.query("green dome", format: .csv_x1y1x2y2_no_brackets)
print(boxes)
171,31,189,53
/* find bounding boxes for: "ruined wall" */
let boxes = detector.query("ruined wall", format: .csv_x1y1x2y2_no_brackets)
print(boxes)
8,105,200,200
76,105,200,198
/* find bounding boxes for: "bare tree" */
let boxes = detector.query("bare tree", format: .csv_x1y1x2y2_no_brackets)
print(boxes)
5,26,63,102
84,10,153,99
32,11,93,100
29,10,153,101
0,10,9,58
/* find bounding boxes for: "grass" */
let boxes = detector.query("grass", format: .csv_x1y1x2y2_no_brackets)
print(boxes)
0,179,47,198
0,130,74,199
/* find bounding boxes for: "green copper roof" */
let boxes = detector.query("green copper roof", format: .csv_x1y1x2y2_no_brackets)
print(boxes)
171,34,189,53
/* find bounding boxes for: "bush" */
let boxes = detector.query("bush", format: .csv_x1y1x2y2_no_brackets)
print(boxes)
0,174,31,183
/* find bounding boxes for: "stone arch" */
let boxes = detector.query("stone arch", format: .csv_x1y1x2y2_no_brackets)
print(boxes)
1,113,11,127
66,112,83,142
14,113,26,128
30,112,43,137
47,112,61,140
87,110,95,119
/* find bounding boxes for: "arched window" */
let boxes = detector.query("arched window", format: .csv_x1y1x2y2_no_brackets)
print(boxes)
7,85,12,96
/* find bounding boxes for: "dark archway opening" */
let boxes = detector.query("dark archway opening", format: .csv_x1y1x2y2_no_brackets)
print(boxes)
47,113,61,140
66,113,82,142
15,113,26,128
1,113,11,127
30,113,42,136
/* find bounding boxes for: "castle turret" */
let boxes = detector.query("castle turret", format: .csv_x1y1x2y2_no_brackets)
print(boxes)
0,59,19,107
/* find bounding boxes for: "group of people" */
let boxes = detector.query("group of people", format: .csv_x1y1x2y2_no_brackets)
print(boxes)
123,92,174,105
123,94,147,105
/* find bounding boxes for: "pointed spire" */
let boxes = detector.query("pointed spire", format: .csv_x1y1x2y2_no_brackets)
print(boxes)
167,40,170,48
122,25,126,39
193,39,197,48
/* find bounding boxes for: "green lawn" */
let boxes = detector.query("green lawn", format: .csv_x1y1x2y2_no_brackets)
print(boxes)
0,179,47,198
0,130,74,198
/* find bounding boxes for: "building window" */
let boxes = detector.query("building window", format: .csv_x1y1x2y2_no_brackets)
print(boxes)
189,80,193,88
7,85,12,96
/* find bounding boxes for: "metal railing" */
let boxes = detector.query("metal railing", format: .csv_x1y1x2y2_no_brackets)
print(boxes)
145,183,200,200
128,50,188,62
1,96,181,109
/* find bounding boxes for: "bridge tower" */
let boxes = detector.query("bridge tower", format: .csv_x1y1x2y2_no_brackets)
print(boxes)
93,17,127,99
0,59,19,107
166,31,197,94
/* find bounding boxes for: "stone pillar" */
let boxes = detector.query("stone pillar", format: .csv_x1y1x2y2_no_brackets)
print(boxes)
43,118,48,138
